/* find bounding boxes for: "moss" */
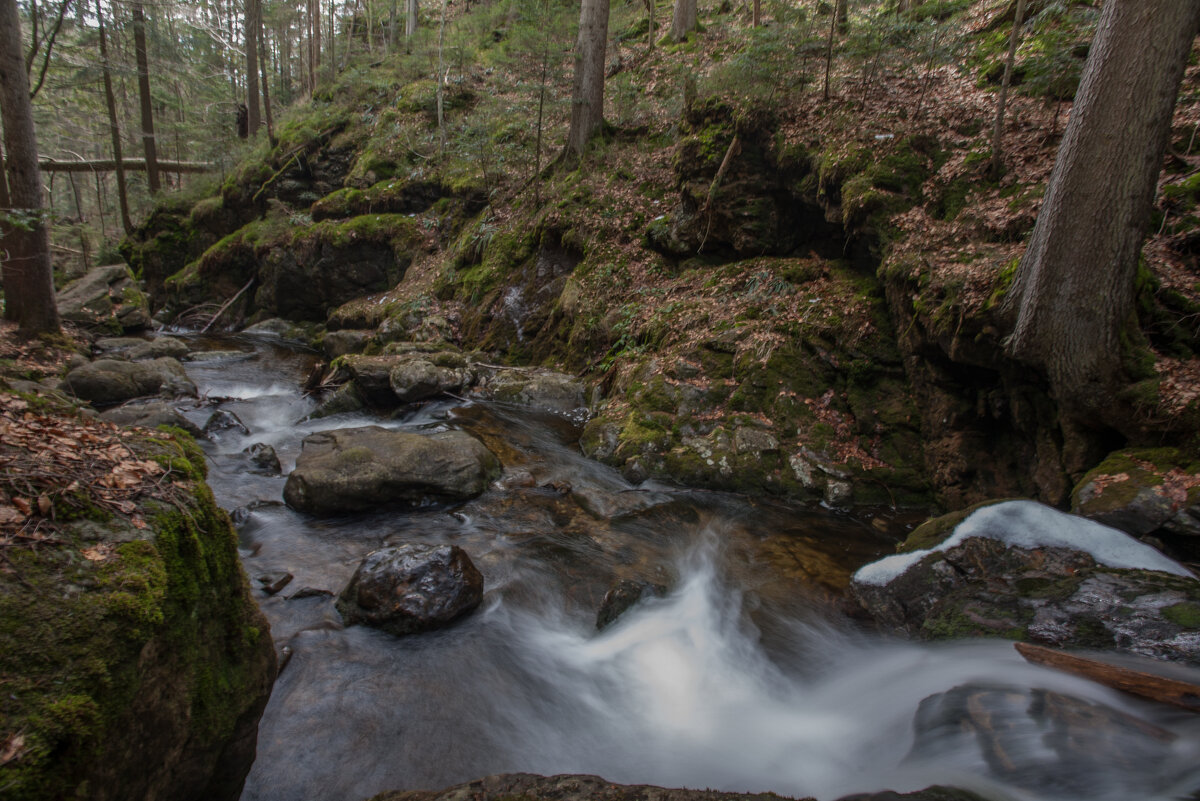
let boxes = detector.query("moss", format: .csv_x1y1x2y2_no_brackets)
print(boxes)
899,500,1011,553
1162,601,1200,628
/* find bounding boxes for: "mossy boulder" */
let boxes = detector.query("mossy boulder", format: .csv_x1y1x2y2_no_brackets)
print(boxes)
1072,447,1200,537
282,426,501,514
60,358,197,406
56,265,151,334
0,431,275,800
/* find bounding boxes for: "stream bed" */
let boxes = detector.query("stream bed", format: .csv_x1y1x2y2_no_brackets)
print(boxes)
174,336,1200,801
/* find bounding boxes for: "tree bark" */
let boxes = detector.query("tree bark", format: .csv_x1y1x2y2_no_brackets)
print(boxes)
0,0,60,334
131,1,160,193
1002,0,1200,422
405,0,418,52
989,0,1025,180
258,15,275,143
835,0,847,32
669,0,695,42
95,0,131,235
566,0,610,158
246,0,261,136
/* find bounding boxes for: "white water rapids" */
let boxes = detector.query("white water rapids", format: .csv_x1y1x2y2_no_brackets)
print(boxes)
171,336,1200,801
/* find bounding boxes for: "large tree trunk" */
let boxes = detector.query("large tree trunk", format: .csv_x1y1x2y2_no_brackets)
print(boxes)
566,0,610,159
1002,1,1200,422
246,0,262,136
405,0,418,52
669,0,695,42
95,0,131,235
0,0,60,334
131,1,160,193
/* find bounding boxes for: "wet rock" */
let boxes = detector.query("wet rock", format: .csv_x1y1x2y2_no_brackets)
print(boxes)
322,329,374,357
57,264,151,333
184,349,254,364
910,684,1181,797
596,579,668,630
204,409,250,437
389,358,473,403
336,543,484,636
288,587,335,600
60,357,197,405
242,318,319,343
257,572,294,595
480,369,587,417
850,503,1200,664
242,442,281,473
94,335,191,361
367,773,982,801
100,400,202,437
337,354,407,406
283,426,501,514
308,382,366,419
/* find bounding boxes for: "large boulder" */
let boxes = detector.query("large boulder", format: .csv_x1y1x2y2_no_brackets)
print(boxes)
56,264,151,333
478,369,587,417
850,501,1200,664
0,428,274,801
389,357,474,403
99,400,203,437
283,426,500,514
94,336,191,361
60,357,197,405
336,543,484,636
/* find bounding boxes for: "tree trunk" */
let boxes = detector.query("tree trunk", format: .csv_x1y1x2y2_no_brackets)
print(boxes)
131,1,160,193
258,16,275,143
752,0,759,28
566,0,610,158
95,0,131,235
0,0,60,334
1002,0,1200,423
669,0,695,42
989,0,1025,180
835,0,847,32
405,0,417,52
246,0,261,136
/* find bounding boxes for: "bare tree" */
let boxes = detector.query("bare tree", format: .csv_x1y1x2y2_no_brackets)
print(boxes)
0,0,60,334
1002,1,1200,424
132,1,160,192
989,0,1025,180
95,0,131,234
566,0,611,158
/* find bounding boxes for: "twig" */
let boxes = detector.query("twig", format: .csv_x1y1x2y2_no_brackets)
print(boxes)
201,276,257,333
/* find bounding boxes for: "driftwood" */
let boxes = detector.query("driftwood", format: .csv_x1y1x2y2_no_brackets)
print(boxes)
1015,642,1200,713
39,158,214,174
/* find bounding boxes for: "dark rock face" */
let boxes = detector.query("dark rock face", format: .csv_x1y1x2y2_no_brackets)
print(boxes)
61,357,197,405
336,543,484,636
242,442,281,473
204,409,250,437
850,519,1200,665
596,579,668,630
282,426,500,514
366,773,986,801
911,684,1184,798
256,240,408,322
57,264,151,333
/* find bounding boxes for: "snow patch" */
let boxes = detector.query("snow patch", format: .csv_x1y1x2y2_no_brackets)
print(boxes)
853,500,1195,587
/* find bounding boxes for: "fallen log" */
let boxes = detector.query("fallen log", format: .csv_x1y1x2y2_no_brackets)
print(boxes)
1015,641,1200,713
38,158,215,174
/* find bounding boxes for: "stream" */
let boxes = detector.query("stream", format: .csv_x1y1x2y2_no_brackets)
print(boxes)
172,336,1200,801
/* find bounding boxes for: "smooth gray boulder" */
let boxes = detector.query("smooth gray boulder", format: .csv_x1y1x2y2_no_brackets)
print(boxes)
388,358,473,403
61,357,197,405
94,336,191,361
336,543,484,636
99,400,202,436
283,426,500,514
479,370,586,416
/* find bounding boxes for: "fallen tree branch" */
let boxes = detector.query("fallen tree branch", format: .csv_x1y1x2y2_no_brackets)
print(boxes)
1015,642,1200,713
39,158,215,174
201,276,257,333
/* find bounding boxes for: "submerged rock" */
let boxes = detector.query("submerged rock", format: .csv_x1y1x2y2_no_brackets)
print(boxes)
596,579,668,630
283,426,500,514
242,442,281,473
336,543,484,636
61,357,197,405
204,409,250,437
850,501,1200,664
911,684,1184,798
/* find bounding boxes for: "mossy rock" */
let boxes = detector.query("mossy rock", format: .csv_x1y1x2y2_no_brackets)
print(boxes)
0,430,275,800
1072,447,1200,537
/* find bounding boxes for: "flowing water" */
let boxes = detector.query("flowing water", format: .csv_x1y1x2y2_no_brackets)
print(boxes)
170,336,1200,801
